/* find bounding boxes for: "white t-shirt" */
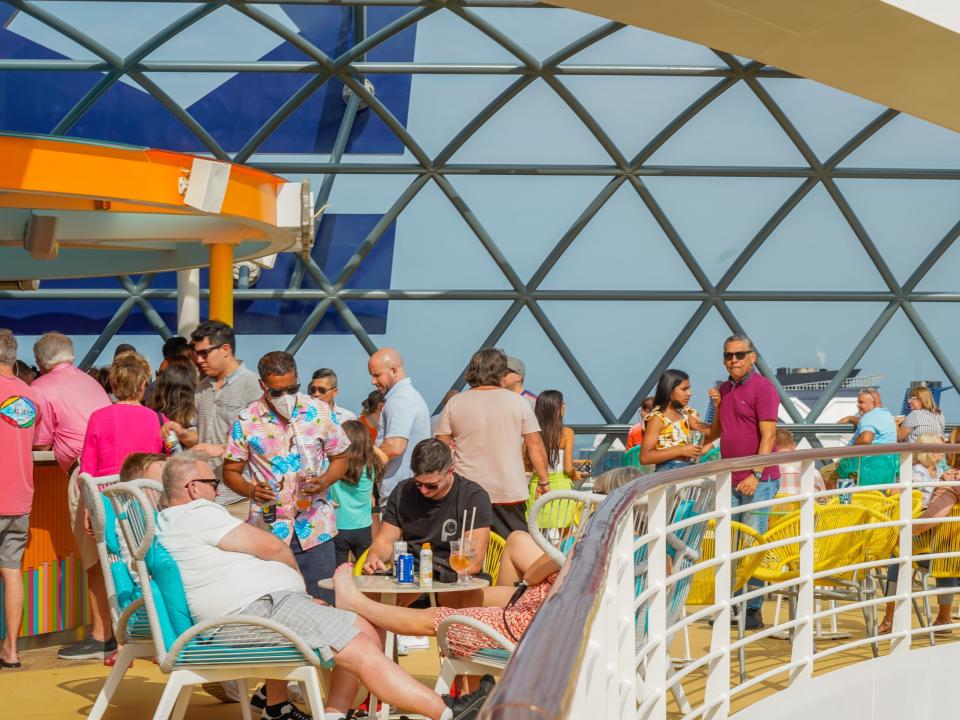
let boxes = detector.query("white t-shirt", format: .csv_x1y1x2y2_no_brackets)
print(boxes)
157,500,305,622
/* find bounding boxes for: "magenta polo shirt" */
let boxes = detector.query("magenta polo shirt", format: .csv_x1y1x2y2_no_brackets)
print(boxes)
718,370,781,486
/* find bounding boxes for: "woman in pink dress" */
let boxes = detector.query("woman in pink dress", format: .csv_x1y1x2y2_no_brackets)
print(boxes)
80,352,167,477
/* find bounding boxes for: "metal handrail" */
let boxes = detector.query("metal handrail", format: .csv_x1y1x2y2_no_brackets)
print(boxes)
479,442,960,720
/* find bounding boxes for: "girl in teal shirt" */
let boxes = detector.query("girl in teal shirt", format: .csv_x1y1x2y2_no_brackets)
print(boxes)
329,420,385,567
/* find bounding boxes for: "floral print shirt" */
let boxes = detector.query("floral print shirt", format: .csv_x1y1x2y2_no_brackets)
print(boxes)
645,406,699,450
224,394,351,550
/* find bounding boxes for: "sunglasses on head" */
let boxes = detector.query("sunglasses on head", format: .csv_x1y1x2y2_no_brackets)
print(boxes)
723,351,752,361
192,343,226,359
266,384,300,398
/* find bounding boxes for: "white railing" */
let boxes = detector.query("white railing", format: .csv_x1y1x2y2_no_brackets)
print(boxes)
480,443,960,720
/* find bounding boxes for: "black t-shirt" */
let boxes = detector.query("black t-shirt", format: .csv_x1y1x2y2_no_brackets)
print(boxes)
382,474,493,583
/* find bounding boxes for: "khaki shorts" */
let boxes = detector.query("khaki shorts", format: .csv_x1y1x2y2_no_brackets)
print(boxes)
224,499,251,521
67,468,100,571
0,514,29,569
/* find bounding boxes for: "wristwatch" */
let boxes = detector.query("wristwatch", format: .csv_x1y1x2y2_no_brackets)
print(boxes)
751,470,763,482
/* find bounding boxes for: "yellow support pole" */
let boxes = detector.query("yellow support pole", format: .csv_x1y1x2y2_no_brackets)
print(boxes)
208,243,234,325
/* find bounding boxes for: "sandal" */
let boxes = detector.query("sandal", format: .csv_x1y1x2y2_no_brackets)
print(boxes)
877,619,892,635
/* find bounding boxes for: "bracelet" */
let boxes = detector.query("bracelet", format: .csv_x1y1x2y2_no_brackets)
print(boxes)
538,481,550,487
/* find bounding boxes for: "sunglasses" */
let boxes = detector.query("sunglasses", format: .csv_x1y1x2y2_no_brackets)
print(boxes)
414,480,442,490
308,385,336,396
723,351,753,361
266,384,300,398
189,478,220,490
192,343,226,359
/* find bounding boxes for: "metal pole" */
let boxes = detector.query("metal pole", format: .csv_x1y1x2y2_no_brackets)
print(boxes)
177,268,200,337
208,245,234,325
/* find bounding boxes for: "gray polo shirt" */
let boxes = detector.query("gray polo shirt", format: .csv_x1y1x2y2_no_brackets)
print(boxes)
377,377,431,497
195,361,262,505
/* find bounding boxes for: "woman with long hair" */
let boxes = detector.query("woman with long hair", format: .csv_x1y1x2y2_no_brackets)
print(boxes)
525,390,578,507
896,385,945,442
328,419,386,567
359,390,385,442
639,369,710,471
149,359,198,429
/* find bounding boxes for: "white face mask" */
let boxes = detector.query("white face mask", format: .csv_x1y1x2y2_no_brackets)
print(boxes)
272,393,296,419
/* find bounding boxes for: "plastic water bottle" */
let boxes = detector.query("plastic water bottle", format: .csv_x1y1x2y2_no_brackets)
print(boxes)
419,542,433,588
164,430,183,454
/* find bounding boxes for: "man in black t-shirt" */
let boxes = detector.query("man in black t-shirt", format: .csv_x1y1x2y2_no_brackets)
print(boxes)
364,439,492,588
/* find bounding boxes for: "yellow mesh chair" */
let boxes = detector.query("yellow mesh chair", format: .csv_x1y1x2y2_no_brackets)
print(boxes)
483,533,506,585
926,504,960,621
850,492,898,520
687,521,764,605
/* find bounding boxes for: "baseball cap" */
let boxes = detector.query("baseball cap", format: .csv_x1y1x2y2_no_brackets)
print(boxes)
506,356,525,378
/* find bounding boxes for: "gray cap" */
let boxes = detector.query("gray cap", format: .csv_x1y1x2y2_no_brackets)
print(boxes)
506,356,525,378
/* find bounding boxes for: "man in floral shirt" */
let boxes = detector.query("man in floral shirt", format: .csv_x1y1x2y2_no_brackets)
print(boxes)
223,351,350,604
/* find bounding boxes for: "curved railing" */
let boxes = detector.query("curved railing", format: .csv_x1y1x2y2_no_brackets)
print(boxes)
480,443,960,720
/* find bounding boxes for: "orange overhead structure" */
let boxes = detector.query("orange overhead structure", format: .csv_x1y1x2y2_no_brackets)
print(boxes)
547,0,960,133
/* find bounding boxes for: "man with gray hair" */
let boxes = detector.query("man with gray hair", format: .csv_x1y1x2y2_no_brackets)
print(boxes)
31,332,114,660
158,451,493,720
0,329,41,669
707,333,780,630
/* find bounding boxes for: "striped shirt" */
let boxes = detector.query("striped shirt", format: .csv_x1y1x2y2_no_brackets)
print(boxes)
903,409,945,442
194,361,262,505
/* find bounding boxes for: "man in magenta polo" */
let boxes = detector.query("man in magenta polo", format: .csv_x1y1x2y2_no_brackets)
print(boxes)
31,332,114,660
708,333,779,630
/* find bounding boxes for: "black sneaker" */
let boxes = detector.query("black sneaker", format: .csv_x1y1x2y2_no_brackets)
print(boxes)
57,637,117,660
249,684,267,712
443,674,495,720
744,608,764,630
263,701,312,720
707,606,740,627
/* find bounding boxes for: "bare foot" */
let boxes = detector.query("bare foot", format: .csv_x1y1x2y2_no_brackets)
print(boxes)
333,563,361,611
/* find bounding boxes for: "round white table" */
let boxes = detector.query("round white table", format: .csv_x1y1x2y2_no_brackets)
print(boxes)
318,575,489,720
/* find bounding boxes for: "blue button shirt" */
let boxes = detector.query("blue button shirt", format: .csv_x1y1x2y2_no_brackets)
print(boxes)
377,377,431,497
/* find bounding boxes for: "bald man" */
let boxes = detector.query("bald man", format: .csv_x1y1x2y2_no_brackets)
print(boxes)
368,348,431,497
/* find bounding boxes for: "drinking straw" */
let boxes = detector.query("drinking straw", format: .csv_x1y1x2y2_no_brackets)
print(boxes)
469,506,476,542
461,509,468,545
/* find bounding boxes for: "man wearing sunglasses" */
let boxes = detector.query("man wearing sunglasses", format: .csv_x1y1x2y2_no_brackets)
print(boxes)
707,334,780,630
223,351,351,605
363,439,492,606
185,320,262,520
308,368,357,425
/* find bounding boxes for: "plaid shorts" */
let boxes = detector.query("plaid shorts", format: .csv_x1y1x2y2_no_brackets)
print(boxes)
239,591,359,662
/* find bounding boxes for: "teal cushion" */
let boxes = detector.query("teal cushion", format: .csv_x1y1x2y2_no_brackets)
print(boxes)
149,578,178,651
101,495,122,556
145,541,195,646
110,560,138,611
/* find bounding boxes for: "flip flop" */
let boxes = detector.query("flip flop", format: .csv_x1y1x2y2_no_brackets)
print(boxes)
0,660,21,668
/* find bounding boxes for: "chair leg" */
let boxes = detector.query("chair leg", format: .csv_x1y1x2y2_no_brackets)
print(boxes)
170,684,193,720
857,585,879,658
236,678,252,720
152,673,186,720
434,659,458,695
301,668,326,719
737,601,747,685
667,663,692,715
88,643,137,720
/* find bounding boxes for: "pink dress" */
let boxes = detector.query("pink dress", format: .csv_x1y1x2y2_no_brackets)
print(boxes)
433,573,558,656
80,404,167,477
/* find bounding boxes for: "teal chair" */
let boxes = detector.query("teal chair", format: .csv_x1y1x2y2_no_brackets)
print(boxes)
105,482,331,720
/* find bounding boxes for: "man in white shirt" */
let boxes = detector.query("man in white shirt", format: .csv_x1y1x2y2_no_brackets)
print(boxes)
157,451,491,720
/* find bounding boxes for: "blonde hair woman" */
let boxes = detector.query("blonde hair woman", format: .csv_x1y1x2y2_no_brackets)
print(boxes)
897,385,945,442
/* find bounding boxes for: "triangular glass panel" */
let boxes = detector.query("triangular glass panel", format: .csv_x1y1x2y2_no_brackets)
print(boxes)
379,300,515,412
906,303,960,420
495,305,604,424
566,24,724,65
541,183,700,290
67,81,205,151
469,8,610,62
539,300,701,419
0,5,95,59
290,332,384,413
407,74,518,158
408,10,519,63
446,175,609,283
914,232,960,292
727,183,888,291
644,176,804,284
448,78,613,165
390,179,513,289
758,78,887,161
645,81,808,166
838,112,960,169
558,75,719,160
141,5,309,110
855,309,956,420
5,2,193,59
835,179,960,285
668,307,742,419
726,300,888,419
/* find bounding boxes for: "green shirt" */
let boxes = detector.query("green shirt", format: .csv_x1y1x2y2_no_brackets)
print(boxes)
328,466,375,530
